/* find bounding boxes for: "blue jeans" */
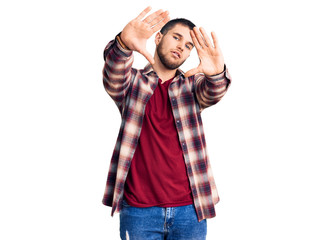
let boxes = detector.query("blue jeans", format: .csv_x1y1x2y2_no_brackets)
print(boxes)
119,200,207,240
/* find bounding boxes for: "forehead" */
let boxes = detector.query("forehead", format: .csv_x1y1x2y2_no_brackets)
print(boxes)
167,24,192,41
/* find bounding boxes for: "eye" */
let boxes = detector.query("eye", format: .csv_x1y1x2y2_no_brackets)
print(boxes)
173,36,179,40
186,44,192,50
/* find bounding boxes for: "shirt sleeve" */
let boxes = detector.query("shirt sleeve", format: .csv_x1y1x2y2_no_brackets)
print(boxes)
194,65,232,111
102,35,134,110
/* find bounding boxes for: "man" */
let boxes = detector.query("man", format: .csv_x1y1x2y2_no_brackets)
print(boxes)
102,6,231,239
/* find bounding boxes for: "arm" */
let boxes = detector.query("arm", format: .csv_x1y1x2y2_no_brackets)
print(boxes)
102,7,170,108
193,67,231,110
103,36,134,108
185,27,231,110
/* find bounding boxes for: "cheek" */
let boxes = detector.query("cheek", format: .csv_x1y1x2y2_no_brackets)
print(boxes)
183,50,191,59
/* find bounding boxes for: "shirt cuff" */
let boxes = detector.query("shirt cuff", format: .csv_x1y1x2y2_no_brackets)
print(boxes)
205,64,227,81
115,32,133,57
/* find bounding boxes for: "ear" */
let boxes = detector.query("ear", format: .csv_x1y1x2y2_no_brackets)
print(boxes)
155,32,163,45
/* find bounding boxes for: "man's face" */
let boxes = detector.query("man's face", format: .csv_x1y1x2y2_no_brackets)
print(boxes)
156,24,194,70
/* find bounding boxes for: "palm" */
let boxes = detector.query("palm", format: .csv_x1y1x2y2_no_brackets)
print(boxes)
185,27,225,77
122,21,152,53
120,7,169,65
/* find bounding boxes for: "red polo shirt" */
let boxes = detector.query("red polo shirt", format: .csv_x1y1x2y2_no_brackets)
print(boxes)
124,77,193,207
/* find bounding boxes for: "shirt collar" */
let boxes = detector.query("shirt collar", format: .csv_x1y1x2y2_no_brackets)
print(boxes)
143,64,185,79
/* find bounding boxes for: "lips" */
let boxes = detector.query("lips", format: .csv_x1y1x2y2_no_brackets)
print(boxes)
171,50,181,59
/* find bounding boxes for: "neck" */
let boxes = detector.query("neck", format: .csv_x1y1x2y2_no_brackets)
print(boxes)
152,53,177,83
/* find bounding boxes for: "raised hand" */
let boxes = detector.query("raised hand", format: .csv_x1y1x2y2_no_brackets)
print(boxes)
120,6,170,65
185,27,225,77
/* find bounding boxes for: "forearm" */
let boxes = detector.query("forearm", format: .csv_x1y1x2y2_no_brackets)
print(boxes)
102,35,134,107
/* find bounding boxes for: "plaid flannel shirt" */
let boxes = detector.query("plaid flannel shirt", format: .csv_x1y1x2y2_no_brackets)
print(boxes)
102,37,231,221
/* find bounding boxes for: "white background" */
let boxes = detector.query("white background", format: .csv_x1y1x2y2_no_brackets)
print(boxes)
1,0,332,239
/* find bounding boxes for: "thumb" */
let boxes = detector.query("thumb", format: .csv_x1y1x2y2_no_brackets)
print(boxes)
140,50,155,65
184,67,200,78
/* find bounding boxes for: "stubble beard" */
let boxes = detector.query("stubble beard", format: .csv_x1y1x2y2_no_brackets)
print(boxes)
156,40,186,70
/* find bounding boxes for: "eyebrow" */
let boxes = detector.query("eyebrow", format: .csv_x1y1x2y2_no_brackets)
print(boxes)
173,32,194,48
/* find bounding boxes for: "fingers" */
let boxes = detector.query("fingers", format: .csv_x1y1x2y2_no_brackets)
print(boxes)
142,9,163,24
191,27,219,49
148,10,169,26
135,7,170,32
136,6,152,20
191,27,209,49
200,28,212,48
190,30,201,50
211,31,220,49
151,13,170,32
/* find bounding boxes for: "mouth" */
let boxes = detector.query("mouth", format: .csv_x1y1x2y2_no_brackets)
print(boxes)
171,51,181,59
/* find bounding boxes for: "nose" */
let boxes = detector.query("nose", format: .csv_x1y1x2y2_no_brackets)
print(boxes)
177,42,184,52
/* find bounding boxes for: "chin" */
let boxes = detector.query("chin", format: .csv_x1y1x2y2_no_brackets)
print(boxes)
167,59,186,70
157,51,185,70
